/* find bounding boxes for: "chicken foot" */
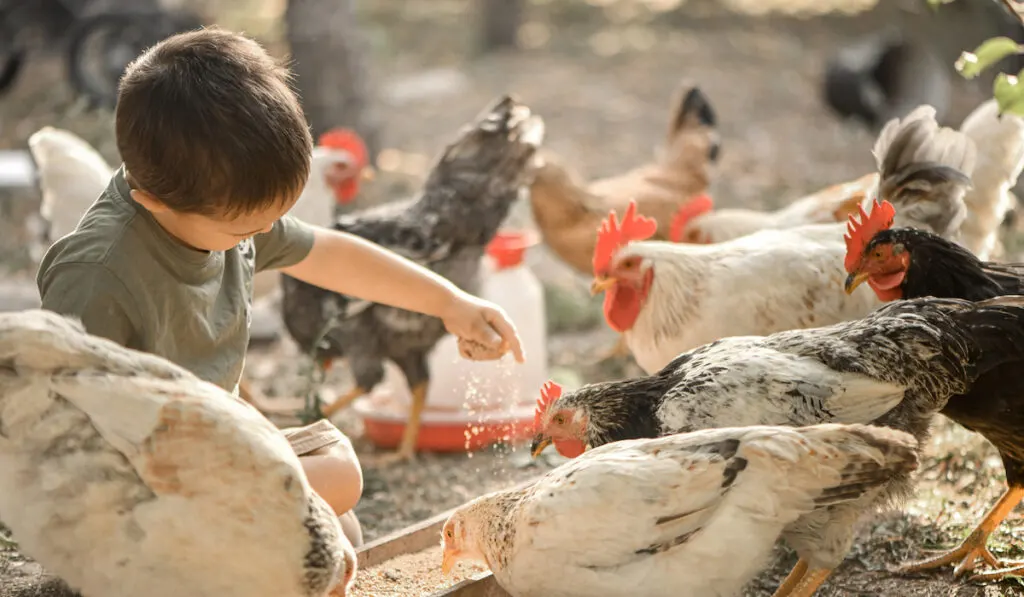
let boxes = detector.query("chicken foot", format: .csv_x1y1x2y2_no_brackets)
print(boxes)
899,485,1024,579
771,559,831,597
376,381,428,466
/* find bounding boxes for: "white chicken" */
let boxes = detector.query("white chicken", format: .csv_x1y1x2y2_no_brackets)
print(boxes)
26,127,112,257
673,97,1017,249
591,105,976,374
0,310,355,597
956,99,1024,260
441,423,919,597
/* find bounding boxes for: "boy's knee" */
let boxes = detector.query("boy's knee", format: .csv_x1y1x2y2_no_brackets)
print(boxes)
302,442,363,515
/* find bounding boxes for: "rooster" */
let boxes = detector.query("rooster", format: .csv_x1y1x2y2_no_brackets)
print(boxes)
528,82,718,276
672,98,1020,249
844,206,1024,582
279,96,544,462
590,104,975,374
0,310,355,597
531,295,1024,596
443,424,918,597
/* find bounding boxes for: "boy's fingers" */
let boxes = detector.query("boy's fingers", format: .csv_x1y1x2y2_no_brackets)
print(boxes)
485,311,525,363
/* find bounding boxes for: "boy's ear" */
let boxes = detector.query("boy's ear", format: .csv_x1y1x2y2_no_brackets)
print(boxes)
130,189,171,214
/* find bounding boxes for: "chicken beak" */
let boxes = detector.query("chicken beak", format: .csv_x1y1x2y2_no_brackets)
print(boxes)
361,166,376,182
590,276,617,296
844,271,869,295
441,550,457,575
531,434,552,459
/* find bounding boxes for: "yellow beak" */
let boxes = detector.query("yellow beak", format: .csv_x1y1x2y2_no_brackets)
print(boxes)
441,550,457,575
590,276,617,296
361,166,376,181
531,435,552,459
844,271,869,295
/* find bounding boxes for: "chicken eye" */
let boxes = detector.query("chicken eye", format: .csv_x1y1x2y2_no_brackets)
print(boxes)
552,414,566,425
446,528,454,539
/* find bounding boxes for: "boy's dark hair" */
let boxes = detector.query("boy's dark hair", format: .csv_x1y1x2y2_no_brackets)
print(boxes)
115,27,313,217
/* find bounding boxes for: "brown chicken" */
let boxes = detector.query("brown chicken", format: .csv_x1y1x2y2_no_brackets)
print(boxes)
528,82,719,276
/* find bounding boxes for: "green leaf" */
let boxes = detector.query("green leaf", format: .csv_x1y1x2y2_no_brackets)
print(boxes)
993,70,1024,117
956,37,1024,79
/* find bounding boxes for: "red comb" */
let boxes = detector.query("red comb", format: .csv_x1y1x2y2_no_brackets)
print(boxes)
317,128,369,204
669,194,714,243
592,200,658,274
534,380,563,430
843,199,896,272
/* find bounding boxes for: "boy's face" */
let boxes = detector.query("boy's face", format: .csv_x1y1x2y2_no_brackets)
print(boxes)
132,189,298,252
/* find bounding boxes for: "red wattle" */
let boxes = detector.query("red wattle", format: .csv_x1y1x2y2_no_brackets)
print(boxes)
553,438,586,458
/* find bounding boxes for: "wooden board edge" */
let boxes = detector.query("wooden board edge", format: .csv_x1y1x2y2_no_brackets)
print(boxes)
355,476,540,570
427,571,509,597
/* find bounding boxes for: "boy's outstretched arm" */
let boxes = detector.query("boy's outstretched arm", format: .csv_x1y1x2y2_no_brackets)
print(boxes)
280,228,525,362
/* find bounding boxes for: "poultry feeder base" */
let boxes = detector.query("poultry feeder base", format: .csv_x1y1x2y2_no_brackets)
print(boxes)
353,397,535,452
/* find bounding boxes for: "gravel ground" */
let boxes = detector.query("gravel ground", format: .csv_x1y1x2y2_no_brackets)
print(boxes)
2,0,1024,595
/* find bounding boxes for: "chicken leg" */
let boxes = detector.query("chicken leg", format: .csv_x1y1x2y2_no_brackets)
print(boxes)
377,381,428,466
899,485,1024,579
320,385,367,419
771,560,831,597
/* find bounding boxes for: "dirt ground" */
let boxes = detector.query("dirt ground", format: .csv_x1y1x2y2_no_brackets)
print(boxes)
2,0,1024,595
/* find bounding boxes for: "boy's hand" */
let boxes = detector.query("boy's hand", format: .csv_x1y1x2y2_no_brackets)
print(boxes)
440,291,525,363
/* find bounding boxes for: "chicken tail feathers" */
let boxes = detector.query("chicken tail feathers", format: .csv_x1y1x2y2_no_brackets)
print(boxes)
806,424,919,508
872,105,976,240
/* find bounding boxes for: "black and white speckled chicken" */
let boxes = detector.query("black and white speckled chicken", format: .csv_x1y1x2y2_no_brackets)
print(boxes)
280,96,544,461
443,424,918,597
531,296,1024,597
0,310,354,597
844,211,1024,581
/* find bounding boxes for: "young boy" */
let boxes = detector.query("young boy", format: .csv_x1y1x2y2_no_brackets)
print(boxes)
36,28,525,548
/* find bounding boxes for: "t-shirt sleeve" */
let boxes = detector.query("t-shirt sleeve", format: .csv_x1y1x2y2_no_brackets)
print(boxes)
254,214,316,272
37,263,141,348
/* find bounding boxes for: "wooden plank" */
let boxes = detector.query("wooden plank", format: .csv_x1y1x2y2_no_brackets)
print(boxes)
357,476,539,567
356,506,458,570
428,572,509,597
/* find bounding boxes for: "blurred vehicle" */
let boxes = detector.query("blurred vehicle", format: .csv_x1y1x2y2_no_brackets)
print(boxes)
0,0,201,107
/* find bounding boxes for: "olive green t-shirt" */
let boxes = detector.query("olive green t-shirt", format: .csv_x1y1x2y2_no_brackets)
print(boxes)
36,166,316,392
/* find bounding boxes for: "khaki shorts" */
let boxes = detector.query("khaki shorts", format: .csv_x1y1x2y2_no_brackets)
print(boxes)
281,418,348,456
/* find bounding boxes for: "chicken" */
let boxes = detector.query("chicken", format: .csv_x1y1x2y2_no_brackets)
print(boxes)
674,98,1021,247
442,423,919,597
26,127,113,258
843,208,1024,581
591,104,975,374
528,82,718,276
956,99,1024,260
0,310,354,597
279,96,544,462
669,172,879,245
531,295,1024,596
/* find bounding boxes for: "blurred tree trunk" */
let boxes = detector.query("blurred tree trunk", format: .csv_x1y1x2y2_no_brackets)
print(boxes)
285,0,381,157
478,0,523,53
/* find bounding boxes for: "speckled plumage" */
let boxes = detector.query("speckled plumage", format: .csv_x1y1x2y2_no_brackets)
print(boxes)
0,310,352,597
280,96,543,392
447,424,918,597
540,296,1024,571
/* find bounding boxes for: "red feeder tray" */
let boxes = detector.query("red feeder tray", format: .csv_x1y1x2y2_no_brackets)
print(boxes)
352,397,535,453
